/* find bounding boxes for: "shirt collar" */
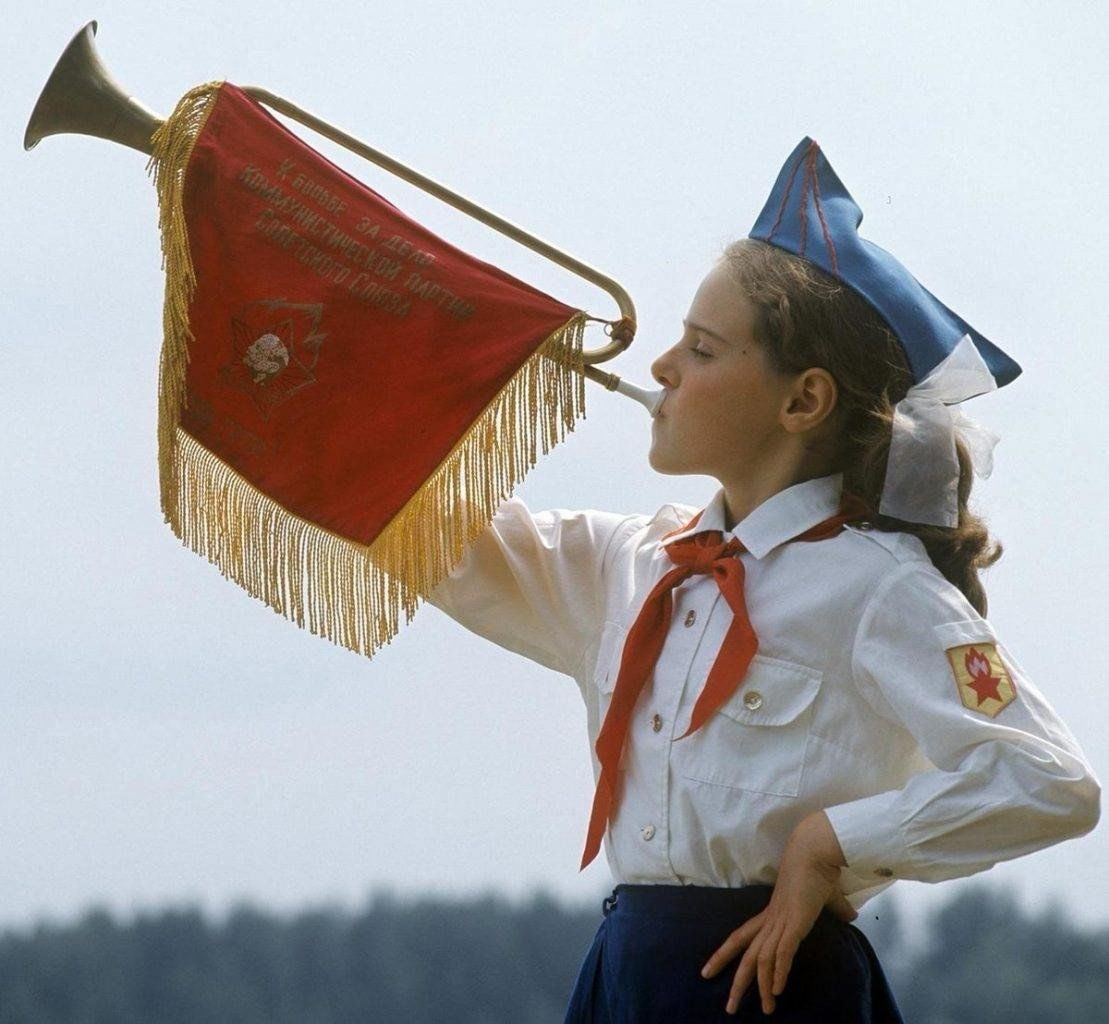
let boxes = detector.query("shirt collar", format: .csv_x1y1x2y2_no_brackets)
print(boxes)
665,474,845,559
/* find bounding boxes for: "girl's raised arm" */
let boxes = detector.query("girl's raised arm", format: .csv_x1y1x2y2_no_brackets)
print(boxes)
427,496,644,679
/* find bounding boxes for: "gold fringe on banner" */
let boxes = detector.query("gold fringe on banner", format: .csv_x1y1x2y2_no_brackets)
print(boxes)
148,82,588,657
148,81,223,525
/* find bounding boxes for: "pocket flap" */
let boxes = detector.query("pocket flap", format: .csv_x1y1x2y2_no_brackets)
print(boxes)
715,655,822,727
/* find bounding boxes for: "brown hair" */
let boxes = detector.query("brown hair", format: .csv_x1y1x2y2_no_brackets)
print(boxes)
722,238,1001,615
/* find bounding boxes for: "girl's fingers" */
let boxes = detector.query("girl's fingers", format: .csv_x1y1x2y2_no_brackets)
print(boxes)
756,921,788,1015
710,890,843,1014
701,912,764,978
757,944,776,1015
726,918,784,1016
726,940,762,1015
771,937,797,997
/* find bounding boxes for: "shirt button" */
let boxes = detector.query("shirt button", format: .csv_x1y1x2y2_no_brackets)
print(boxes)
651,713,663,733
875,867,894,878
641,824,656,841
684,609,697,627
742,690,763,711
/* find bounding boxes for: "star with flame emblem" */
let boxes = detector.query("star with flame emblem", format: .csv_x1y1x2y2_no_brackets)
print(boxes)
220,299,327,417
946,643,1017,718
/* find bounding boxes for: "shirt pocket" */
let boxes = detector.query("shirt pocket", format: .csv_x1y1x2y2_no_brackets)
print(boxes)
675,655,823,797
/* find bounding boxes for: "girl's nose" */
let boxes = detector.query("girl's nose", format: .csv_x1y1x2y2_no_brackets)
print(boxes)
651,346,678,389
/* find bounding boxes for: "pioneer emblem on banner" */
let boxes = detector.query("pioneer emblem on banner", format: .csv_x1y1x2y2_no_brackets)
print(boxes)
946,642,1017,718
220,299,326,416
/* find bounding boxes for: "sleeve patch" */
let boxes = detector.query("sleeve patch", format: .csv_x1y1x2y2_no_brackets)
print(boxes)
946,642,1017,718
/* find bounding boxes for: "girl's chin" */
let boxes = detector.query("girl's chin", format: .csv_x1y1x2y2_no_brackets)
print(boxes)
648,443,692,476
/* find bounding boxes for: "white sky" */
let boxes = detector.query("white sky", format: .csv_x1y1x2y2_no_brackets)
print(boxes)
2,1,1106,932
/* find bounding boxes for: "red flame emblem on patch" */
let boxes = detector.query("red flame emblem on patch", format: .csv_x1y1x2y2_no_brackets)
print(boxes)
964,647,1003,705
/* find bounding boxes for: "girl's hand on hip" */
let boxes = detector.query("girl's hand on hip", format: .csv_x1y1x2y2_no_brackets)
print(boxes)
700,811,856,1016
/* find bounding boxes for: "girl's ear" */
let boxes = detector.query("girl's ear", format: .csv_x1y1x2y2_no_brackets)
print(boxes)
781,367,838,434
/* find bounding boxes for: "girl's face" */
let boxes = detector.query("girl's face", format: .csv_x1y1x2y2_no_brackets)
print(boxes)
649,263,798,483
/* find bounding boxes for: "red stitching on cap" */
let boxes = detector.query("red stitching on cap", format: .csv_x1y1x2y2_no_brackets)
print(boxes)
766,152,803,240
798,149,814,256
809,149,839,275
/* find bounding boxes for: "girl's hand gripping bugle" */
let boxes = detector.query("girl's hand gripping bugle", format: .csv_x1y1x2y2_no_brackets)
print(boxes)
701,811,855,1016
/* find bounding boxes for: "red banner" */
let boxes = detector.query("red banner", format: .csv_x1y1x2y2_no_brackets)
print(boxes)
150,82,586,655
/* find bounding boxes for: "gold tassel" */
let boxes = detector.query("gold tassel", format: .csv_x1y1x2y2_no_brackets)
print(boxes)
149,82,588,657
148,81,223,530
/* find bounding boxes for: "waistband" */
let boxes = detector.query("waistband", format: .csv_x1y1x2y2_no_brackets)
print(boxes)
604,883,775,920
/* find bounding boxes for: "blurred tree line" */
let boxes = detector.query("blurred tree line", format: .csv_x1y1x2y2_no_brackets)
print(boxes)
1,884,1106,1023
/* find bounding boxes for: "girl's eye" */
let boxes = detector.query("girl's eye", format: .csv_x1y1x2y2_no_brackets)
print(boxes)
692,345,713,359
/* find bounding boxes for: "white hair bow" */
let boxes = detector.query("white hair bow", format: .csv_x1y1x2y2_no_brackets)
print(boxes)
879,334,1000,528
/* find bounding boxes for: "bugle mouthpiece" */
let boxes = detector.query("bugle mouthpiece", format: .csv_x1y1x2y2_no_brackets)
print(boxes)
581,366,665,417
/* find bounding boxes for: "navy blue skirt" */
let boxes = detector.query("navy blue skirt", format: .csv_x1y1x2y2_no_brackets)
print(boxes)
563,884,903,1023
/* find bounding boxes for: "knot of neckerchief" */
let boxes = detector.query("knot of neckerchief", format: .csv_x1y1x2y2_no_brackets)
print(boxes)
579,492,868,869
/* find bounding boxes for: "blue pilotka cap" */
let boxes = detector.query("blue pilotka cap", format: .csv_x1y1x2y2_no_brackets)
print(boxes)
749,137,1021,388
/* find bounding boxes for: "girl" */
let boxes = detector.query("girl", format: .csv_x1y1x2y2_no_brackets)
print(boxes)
428,138,1100,1022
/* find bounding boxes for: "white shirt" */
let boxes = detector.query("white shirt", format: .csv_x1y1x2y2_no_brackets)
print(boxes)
429,474,1100,905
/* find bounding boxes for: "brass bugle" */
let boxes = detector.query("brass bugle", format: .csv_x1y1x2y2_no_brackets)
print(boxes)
23,20,161,159
26,21,666,416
